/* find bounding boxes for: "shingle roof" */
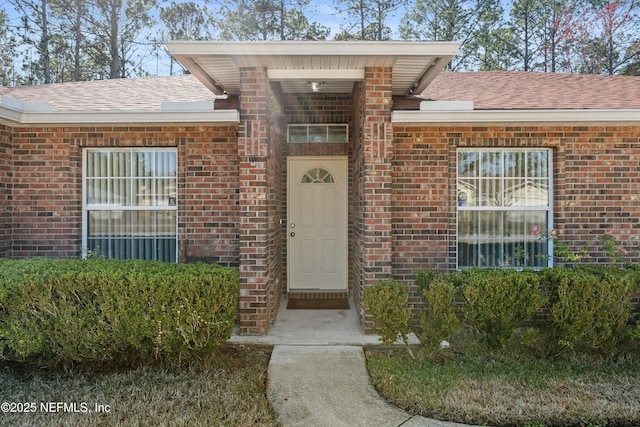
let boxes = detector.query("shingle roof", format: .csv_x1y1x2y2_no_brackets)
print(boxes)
422,71,640,110
0,74,216,111
1,70,640,112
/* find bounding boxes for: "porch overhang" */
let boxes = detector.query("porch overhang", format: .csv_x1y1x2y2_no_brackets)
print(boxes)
165,41,461,96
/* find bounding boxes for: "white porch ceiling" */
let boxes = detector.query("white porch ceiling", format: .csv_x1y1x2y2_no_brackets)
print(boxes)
165,41,461,96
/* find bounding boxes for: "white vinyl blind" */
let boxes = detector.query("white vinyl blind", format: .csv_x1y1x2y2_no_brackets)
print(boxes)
457,149,552,268
83,149,178,262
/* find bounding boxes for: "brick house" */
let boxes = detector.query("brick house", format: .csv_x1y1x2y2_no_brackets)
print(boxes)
1,41,640,334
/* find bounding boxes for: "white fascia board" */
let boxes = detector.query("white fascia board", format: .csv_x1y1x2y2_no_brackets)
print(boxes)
166,40,461,57
392,109,640,124
2,109,239,125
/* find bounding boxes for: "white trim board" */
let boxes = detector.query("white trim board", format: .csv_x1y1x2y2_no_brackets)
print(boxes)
392,109,640,125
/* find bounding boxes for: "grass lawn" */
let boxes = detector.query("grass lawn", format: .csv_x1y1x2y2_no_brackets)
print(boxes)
0,344,277,427
365,345,640,427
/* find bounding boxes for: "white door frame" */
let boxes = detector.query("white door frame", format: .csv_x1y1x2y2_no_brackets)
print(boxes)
287,156,348,292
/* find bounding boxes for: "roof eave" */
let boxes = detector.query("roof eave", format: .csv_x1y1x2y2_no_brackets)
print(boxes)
392,109,640,125
0,109,240,126
172,57,228,95
410,56,450,95
0,104,22,124
165,40,461,57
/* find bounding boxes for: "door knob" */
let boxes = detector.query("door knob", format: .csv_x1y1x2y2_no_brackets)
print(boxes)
290,232,295,237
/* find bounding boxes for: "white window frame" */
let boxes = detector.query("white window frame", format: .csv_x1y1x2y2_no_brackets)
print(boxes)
82,148,178,262
456,148,553,269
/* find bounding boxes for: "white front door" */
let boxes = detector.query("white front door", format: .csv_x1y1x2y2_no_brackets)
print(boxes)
287,157,348,291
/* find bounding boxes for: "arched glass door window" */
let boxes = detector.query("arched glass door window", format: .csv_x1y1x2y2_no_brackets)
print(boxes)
301,167,335,184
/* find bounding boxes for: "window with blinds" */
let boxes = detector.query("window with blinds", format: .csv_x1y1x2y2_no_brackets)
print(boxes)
457,149,553,268
83,148,178,262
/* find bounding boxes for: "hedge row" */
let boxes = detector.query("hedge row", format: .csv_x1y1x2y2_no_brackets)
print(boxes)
0,258,239,367
365,267,640,358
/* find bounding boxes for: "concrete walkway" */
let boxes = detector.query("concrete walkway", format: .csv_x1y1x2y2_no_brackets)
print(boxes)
230,298,477,427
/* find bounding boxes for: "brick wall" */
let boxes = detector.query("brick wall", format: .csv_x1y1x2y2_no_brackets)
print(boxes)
559,126,640,263
11,126,83,258
7,124,240,262
390,125,640,280
0,124,11,257
392,126,449,283
282,93,352,125
180,125,240,267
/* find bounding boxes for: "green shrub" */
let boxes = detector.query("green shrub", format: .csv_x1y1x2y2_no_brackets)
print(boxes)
410,266,639,358
517,327,546,357
459,269,546,350
363,279,415,359
629,303,640,341
0,259,239,367
541,267,637,356
415,271,461,352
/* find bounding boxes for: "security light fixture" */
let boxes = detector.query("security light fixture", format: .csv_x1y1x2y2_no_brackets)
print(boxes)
310,81,322,92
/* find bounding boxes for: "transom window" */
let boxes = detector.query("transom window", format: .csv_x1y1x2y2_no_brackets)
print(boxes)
83,148,178,262
288,124,348,143
457,149,552,268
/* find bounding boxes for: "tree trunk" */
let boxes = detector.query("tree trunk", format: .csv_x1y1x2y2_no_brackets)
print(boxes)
73,0,81,81
41,0,51,83
109,0,120,79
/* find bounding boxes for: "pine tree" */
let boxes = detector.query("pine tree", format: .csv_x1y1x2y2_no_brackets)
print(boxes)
215,0,329,41
333,0,406,40
0,9,20,85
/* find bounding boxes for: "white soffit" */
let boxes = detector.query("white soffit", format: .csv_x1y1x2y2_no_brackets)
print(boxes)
165,41,461,96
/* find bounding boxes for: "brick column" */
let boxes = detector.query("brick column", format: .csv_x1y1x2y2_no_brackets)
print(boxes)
359,67,394,331
238,67,271,334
